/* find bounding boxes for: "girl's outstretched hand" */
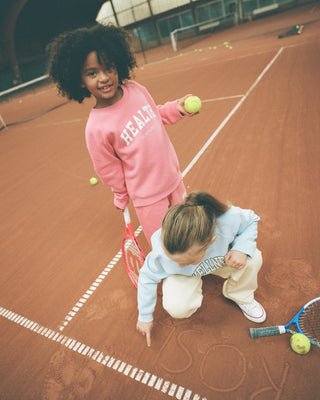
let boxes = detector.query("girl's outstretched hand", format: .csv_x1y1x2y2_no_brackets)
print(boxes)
136,320,153,347
177,94,200,116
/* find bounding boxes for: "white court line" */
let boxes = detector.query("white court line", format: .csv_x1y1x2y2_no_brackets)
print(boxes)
58,225,143,331
0,306,207,400
182,47,283,178
59,47,283,330
201,95,244,102
58,250,121,330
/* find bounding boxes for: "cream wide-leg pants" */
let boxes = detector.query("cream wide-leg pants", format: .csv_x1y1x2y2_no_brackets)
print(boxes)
162,249,262,319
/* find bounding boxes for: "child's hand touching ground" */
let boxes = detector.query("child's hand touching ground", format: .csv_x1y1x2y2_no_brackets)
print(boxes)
136,320,153,347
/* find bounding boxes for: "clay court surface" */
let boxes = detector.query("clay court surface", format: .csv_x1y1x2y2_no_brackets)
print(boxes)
1,4,320,399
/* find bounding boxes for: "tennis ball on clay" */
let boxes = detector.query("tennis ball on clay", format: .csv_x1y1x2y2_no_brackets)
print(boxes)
184,96,202,113
290,333,311,355
89,177,98,185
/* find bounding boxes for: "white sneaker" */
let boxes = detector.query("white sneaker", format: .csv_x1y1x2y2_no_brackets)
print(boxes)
236,299,266,323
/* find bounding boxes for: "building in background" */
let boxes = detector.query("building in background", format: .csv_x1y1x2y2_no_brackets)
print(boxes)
0,0,311,93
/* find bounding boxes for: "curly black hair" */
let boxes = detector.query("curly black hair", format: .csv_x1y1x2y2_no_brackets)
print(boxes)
46,24,137,103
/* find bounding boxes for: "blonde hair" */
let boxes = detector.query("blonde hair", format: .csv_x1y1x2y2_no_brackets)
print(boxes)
162,191,230,254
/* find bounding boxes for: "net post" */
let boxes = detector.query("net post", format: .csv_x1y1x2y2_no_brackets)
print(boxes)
170,30,178,52
0,113,7,130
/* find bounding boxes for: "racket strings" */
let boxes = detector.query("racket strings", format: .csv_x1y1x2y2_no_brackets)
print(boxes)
123,237,144,279
299,301,320,344
124,237,143,258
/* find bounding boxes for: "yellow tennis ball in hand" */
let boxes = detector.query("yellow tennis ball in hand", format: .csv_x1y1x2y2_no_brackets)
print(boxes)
184,96,202,113
290,333,311,355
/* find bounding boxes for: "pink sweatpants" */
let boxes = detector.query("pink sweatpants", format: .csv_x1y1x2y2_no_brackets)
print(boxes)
135,180,186,247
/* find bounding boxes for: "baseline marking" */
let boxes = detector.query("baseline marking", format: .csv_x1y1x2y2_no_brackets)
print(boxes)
0,305,207,400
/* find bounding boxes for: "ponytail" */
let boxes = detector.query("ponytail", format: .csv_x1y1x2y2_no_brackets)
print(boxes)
162,191,229,254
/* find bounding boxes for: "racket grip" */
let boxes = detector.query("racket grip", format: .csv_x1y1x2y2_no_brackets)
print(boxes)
123,206,131,225
249,326,284,338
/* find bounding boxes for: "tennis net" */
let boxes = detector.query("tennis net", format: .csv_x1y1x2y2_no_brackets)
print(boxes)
170,14,235,52
0,76,68,132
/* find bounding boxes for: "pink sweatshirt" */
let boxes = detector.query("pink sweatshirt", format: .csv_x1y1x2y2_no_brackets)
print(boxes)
85,81,184,209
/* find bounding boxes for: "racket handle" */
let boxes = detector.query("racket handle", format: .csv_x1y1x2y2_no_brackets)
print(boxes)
249,326,285,338
123,206,131,225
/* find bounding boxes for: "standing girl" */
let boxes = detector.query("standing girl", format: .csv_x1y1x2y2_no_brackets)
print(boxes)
137,191,266,347
46,24,198,245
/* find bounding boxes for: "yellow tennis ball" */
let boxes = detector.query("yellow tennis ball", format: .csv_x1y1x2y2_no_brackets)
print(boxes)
290,333,311,355
184,96,202,113
89,177,98,185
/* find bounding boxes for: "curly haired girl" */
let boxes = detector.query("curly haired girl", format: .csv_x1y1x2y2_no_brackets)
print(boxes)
47,23,198,245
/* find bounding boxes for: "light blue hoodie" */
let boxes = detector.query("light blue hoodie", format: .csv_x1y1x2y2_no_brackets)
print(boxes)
137,205,260,323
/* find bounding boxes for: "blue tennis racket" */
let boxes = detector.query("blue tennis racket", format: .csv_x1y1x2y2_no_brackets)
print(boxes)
249,297,320,347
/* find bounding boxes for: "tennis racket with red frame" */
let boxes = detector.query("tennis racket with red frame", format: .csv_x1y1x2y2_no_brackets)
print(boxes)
249,297,320,347
121,207,145,288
